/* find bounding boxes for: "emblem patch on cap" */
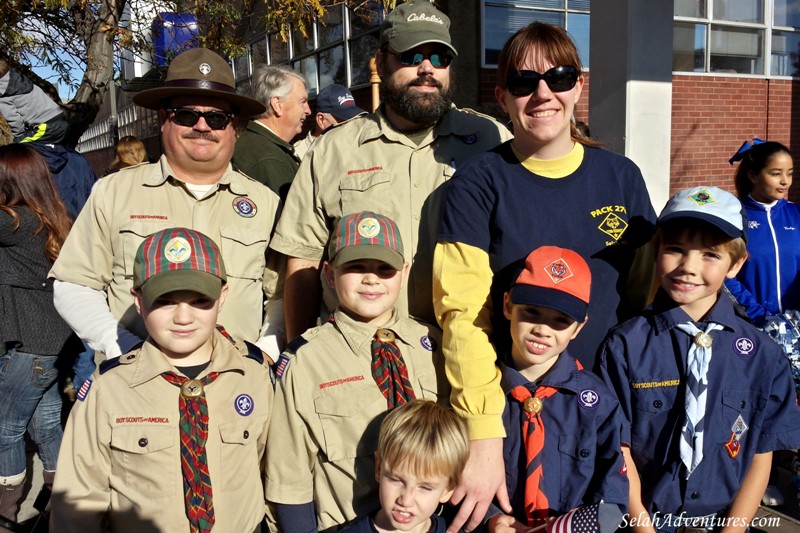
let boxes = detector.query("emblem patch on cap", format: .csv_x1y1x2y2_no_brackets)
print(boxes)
689,189,717,206
461,134,477,145
233,197,257,218
578,389,599,409
357,217,380,238
733,336,756,357
420,336,436,351
544,258,573,284
234,394,254,416
199,62,211,76
164,237,192,263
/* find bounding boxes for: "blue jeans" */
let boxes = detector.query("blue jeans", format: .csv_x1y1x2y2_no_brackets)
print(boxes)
0,348,63,476
72,340,96,391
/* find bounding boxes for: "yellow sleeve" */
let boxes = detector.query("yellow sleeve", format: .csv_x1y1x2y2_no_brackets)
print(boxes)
433,241,506,440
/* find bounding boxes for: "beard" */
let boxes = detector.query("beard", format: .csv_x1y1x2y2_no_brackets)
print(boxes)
381,74,453,129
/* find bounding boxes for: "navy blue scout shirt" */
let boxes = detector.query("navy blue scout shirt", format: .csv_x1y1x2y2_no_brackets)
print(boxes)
340,513,446,533
438,142,656,369
499,354,629,521
599,291,800,517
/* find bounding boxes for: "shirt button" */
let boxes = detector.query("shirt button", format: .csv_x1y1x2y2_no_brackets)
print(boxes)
579,449,591,458
243,430,249,439
126,354,136,360
138,438,148,447
740,400,746,409
691,491,700,499
653,400,663,409
413,182,420,189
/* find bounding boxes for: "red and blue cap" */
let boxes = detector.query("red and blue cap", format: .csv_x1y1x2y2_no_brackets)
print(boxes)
133,227,227,307
509,246,592,322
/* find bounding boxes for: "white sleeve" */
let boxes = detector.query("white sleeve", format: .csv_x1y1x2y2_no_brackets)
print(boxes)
53,280,143,359
254,297,285,363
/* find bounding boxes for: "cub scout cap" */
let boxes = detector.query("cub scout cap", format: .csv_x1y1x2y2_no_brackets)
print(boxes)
329,211,405,270
380,1,457,56
134,227,227,307
510,246,591,323
658,186,746,241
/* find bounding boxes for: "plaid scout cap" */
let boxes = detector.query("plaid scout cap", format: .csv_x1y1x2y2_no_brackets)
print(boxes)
658,186,746,241
329,211,405,270
509,246,592,322
380,1,457,55
133,227,227,307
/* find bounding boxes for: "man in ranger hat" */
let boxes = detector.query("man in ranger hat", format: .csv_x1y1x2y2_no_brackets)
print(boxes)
50,47,283,364
270,0,512,346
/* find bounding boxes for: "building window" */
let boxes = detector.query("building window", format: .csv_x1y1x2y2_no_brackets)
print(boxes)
234,2,383,96
481,0,591,68
674,0,799,76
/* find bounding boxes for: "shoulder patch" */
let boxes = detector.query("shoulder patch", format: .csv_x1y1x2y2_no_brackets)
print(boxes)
272,353,291,380
284,335,308,355
243,341,264,365
76,379,93,401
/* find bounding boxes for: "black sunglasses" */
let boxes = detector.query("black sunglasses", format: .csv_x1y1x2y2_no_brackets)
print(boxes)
505,66,579,96
391,49,453,69
167,108,234,130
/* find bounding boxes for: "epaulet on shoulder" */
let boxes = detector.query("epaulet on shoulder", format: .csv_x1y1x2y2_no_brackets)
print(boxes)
457,107,506,124
99,350,140,374
284,335,308,355
243,340,264,365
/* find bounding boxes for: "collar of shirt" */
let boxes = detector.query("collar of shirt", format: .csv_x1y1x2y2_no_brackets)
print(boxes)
499,352,584,396
332,306,411,355
127,329,246,387
357,105,481,148
651,289,739,334
144,155,250,197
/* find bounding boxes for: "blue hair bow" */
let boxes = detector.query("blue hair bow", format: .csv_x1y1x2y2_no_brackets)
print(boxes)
729,137,766,165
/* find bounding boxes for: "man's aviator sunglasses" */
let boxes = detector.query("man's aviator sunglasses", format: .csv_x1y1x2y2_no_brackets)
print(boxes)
505,66,579,96
390,49,453,69
168,108,234,130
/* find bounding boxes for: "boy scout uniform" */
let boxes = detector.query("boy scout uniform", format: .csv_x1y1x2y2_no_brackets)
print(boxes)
269,107,512,325
266,308,448,531
49,156,281,343
51,330,273,532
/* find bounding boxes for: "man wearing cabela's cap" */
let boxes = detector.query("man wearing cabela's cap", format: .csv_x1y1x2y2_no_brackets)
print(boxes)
50,47,283,362
272,0,512,348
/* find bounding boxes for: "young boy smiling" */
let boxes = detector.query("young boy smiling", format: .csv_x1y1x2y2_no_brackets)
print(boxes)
51,228,273,532
486,245,628,532
600,187,800,533
266,211,449,532
341,400,469,533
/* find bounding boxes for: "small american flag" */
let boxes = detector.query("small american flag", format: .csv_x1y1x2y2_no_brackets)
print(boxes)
546,502,622,533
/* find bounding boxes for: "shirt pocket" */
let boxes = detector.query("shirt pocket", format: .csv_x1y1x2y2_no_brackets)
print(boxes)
119,221,170,279
110,424,177,496
558,433,596,506
720,389,766,442
415,368,448,403
218,226,268,281
629,384,679,462
339,171,395,219
218,415,267,490
314,380,386,463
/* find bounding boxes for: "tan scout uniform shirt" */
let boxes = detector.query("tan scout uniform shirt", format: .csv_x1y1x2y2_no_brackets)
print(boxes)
51,330,273,533
265,308,449,531
270,107,512,325
49,156,281,342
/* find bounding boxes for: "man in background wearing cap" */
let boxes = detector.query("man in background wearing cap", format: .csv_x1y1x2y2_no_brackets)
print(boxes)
293,83,368,160
485,245,626,532
600,187,800,533
50,48,282,363
233,64,311,202
51,227,273,532
270,1,512,344
266,210,448,532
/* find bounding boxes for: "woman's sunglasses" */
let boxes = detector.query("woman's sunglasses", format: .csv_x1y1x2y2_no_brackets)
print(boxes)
505,66,579,96
167,108,234,130
390,49,454,69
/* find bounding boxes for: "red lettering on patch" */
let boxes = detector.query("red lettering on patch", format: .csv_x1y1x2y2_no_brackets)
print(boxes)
129,214,168,220
115,416,171,424
346,166,383,175
319,375,365,389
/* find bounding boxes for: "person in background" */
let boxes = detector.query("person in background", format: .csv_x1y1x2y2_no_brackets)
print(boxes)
433,22,655,532
341,400,469,533
107,135,148,174
0,59,69,144
0,144,77,530
293,83,367,160
232,64,310,201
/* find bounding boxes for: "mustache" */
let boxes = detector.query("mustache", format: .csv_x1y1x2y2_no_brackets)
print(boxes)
182,131,218,141
409,76,443,89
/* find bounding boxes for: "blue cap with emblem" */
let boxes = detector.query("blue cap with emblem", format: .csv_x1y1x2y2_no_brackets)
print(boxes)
658,186,747,241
